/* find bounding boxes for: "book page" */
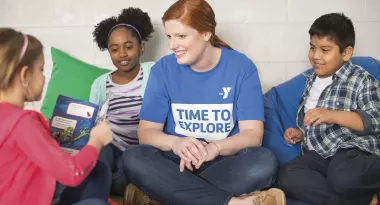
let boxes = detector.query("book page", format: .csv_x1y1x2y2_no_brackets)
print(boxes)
51,116,77,130
67,103,95,119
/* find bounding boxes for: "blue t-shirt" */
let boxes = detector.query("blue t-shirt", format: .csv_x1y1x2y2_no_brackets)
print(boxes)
139,47,264,142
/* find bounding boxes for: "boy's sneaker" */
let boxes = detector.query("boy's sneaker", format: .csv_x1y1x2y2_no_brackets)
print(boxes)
123,184,162,205
250,188,286,205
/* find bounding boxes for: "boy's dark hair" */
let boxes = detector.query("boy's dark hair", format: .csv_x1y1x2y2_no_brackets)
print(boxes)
309,13,355,53
93,7,154,51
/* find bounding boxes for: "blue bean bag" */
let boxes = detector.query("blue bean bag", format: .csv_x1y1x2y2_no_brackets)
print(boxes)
262,56,380,205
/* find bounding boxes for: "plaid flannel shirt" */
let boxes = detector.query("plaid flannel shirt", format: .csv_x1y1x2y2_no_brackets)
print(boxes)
297,61,380,158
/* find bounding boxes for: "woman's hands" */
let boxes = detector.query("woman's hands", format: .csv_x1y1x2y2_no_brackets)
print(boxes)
172,137,221,172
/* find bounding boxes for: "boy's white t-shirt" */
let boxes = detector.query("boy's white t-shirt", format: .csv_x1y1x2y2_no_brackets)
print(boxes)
304,75,333,150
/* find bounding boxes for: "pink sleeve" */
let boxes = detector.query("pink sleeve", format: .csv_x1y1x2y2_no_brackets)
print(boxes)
15,112,99,186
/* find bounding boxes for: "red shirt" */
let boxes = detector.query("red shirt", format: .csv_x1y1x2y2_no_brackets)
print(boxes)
0,103,99,205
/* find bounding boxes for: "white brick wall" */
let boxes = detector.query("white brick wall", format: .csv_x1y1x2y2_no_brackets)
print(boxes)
0,0,379,110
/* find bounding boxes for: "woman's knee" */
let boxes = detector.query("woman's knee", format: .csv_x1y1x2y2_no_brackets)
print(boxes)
237,147,279,190
242,147,278,176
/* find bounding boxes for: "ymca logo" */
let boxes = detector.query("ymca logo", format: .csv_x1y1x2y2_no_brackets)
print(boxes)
219,87,231,99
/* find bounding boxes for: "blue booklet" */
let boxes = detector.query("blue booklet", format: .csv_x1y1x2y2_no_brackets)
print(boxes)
50,95,99,155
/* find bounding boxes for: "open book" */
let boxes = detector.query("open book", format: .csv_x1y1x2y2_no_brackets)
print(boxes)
50,95,99,155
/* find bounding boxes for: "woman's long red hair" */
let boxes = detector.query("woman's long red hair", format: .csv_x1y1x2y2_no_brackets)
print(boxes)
162,0,232,50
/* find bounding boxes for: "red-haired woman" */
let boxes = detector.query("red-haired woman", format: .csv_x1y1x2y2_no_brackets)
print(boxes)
122,1,285,205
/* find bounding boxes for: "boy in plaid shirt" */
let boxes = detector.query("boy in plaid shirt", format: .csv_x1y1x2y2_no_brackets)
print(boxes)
278,13,380,205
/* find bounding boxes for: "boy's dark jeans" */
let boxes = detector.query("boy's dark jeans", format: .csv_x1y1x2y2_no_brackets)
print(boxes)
122,145,278,205
279,149,380,205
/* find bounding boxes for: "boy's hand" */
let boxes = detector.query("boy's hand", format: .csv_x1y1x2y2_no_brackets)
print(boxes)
284,128,304,144
304,108,336,126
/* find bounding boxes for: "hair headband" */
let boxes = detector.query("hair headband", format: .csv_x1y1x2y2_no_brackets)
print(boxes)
18,34,28,64
108,24,141,40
